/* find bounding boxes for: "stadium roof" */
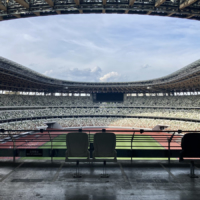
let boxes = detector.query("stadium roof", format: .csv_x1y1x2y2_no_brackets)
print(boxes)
0,56,200,93
0,0,200,21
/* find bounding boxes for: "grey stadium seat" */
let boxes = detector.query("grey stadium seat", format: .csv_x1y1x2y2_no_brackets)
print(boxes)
179,133,200,178
65,132,90,178
93,132,117,177
93,132,117,159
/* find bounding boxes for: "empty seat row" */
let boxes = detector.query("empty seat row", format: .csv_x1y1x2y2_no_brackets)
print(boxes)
66,132,200,179
1,94,200,107
65,132,117,178
1,107,200,121
1,117,200,136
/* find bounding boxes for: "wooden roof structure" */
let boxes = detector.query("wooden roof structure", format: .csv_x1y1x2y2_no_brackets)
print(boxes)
0,0,200,21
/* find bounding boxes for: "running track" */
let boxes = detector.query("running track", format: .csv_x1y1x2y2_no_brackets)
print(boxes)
0,128,182,150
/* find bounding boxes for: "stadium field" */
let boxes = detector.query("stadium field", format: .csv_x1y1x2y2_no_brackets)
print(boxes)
38,134,164,150
21,133,177,160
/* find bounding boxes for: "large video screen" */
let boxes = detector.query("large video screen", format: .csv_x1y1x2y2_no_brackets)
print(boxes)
96,93,124,102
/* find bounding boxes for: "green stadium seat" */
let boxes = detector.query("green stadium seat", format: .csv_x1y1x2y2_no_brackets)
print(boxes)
93,132,117,178
65,132,90,178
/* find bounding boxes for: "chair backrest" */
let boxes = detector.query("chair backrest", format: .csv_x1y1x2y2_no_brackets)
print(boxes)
93,133,116,157
66,132,89,157
181,133,200,157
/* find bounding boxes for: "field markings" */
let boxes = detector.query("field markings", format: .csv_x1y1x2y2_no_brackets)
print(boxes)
0,162,24,182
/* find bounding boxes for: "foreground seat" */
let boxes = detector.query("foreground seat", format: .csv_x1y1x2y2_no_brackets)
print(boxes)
179,133,200,178
93,132,117,178
65,132,90,178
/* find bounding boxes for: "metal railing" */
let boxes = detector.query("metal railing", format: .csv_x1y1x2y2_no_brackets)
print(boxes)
0,129,196,163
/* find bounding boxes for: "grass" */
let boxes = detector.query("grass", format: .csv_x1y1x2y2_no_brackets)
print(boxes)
116,135,164,149
37,134,164,150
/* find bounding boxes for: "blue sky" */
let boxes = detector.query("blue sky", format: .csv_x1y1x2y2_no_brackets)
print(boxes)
0,14,200,82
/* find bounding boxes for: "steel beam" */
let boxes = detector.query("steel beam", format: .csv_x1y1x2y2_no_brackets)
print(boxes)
168,12,175,16
34,12,40,16
186,14,194,19
125,9,129,14
44,0,54,7
14,0,29,8
155,0,166,7
74,0,80,6
129,0,136,6
103,0,106,5
13,14,21,18
0,0,6,11
180,0,198,9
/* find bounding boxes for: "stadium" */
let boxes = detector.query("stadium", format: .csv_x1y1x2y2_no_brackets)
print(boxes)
0,56,200,131
0,53,200,199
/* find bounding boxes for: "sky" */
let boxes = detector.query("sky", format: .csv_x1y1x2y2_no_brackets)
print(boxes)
0,14,200,82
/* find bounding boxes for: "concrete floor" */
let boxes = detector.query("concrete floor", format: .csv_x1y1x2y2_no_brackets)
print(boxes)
0,160,200,200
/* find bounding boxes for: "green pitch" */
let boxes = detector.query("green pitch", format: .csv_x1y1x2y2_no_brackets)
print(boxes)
37,134,164,150
21,134,174,160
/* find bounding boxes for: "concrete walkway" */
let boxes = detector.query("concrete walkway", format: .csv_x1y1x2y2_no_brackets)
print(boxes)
0,160,200,200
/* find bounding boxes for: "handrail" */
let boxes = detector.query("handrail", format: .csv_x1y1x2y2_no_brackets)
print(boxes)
0,128,193,163
0,129,198,133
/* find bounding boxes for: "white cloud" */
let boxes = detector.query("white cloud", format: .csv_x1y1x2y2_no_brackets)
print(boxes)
23,34,40,42
99,72,120,82
44,70,53,75
43,66,102,82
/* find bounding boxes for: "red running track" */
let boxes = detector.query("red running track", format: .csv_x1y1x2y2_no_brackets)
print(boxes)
0,128,182,150
0,128,182,160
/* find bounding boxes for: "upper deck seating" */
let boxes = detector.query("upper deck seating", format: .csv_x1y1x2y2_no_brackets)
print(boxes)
1,94,200,107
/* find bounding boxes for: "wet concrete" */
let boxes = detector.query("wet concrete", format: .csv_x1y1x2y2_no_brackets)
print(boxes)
0,160,200,200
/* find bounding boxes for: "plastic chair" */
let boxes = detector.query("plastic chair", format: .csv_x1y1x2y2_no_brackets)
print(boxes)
179,133,200,178
93,132,117,178
65,132,89,178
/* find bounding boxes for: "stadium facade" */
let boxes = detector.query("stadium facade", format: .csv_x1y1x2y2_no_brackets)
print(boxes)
0,56,200,132
0,56,200,94
0,0,200,21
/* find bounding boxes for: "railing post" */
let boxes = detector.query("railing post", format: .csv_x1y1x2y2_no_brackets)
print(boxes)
89,131,93,159
48,131,53,163
9,131,15,163
0,129,5,148
131,132,135,163
168,138,170,165
168,131,176,165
